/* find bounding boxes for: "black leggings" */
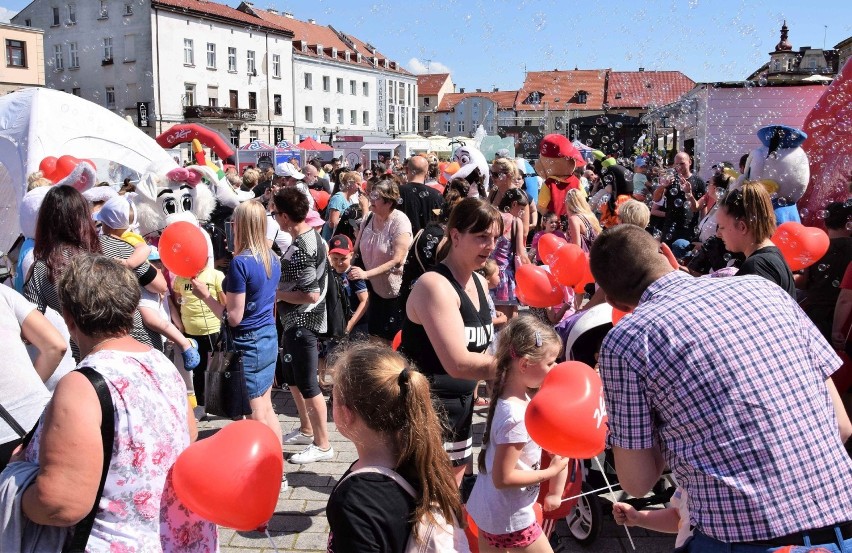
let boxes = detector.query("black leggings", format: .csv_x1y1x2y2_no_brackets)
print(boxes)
186,332,220,404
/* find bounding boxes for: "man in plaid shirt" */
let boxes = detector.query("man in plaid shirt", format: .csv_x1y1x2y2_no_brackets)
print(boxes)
590,225,852,551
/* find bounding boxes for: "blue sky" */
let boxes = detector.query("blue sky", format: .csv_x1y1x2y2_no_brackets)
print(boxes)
2,0,849,89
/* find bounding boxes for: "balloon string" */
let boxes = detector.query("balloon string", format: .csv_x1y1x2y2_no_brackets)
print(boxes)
594,456,636,551
560,483,623,503
264,528,280,553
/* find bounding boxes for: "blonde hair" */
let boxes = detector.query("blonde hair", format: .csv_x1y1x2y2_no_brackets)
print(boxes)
721,181,776,243
234,200,272,277
491,157,519,180
617,199,650,228
340,171,361,187
27,177,53,192
332,343,462,531
26,170,45,187
242,168,261,188
478,316,560,473
564,189,602,234
480,258,499,279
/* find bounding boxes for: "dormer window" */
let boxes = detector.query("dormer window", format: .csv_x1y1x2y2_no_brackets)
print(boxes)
317,43,323,56
576,90,588,104
614,92,622,99
301,41,307,53
523,91,543,105
383,59,389,68
331,47,337,58
345,51,351,61
356,52,362,63
773,59,781,71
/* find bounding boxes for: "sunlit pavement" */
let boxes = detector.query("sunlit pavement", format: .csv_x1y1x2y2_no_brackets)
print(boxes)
197,387,674,552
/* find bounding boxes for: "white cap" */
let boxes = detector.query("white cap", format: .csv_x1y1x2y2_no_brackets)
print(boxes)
274,162,305,180
94,196,131,230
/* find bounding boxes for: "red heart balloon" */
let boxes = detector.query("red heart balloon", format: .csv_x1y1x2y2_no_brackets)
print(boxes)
772,221,830,271
54,155,82,183
573,261,595,293
515,264,564,308
612,307,631,326
392,330,402,351
550,244,587,287
158,221,209,277
526,361,607,459
172,420,283,530
537,233,567,265
39,156,58,181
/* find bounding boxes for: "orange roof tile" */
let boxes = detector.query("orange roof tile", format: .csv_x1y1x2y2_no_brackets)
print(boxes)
417,73,452,95
515,69,609,111
606,71,695,108
152,0,293,35
238,3,411,75
436,91,518,112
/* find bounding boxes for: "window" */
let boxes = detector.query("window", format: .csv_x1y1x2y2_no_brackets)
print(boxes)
336,78,343,93
304,73,312,90
249,130,258,142
206,43,215,69
183,39,194,65
124,3,133,15
105,86,115,108
350,110,356,125
272,54,280,78
246,50,255,75
773,59,781,71
362,82,369,96
457,120,464,133
68,4,76,24
5,40,26,67
103,37,113,61
322,76,330,92
52,7,60,25
208,97,218,107
72,87,80,96
362,111,369,126
273,94,282,116
304,106,313,123
323,108,330,124
68,42,78,68
227,47,236,72
444,119,451,133
350,80,356,95
423,115,431,130
399,83,405,105
54,44,63,70
423,97,430,107
184,83,195,106
248,91,257,110
207,85,218,107
576,91,588,104
337,109,344,124
25,19,31,26
809,58,817,70
123,34,135,62
99,0,108,18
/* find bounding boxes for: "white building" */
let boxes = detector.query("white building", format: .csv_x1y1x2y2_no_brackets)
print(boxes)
237,3,418,144
12,0,296,147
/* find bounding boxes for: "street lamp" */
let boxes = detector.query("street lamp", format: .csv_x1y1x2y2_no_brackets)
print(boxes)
321,126,340,146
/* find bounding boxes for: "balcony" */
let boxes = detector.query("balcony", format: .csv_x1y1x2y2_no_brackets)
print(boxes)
183,105,257,121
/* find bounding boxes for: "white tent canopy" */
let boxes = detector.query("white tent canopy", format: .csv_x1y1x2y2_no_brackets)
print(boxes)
0,88,177,253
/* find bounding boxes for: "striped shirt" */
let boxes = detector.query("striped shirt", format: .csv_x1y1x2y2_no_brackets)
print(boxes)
600,270,852,542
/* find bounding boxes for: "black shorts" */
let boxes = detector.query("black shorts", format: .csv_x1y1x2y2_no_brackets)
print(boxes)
281,326,321,399
367,291,403,341
434,393,475,467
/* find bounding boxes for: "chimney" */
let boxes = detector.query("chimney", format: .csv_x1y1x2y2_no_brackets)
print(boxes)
267,8,278,15
493,87,499,92
283,11,294,18
459,87,465,93
308,18,316,24
476,88,481,92
638,67,645,72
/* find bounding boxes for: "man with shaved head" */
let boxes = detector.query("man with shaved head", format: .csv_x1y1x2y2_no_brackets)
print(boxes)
399,154,444,235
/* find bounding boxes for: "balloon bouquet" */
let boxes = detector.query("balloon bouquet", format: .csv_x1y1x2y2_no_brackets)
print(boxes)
515,233,595,308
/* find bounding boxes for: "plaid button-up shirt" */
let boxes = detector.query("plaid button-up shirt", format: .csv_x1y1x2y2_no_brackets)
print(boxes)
600,270,852,542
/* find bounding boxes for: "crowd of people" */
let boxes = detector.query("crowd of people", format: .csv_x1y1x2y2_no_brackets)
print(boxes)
1,146,851,553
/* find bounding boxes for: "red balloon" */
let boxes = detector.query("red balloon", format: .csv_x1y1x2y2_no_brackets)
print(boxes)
533,502,544,525
573,261,595,293
159,221,208,277
550,244,587,287
537,456,582,519
172,420,283,530
515,264,564,308
392,330,402,351
526,361,607,458
611,307,631,326
310,189,330,211
464,509,480,553
54,155,81,183
39,156,58,181
772,221,830,271
537,233,567,264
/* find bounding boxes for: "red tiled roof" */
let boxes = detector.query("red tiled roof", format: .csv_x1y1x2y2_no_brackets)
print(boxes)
238,3,411,75
417,73,451,95
436,91,518,112
152,0,294,35
606,71,695,108
515,69,609,111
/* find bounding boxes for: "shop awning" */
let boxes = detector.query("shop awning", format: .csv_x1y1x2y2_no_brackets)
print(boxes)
360,143,401,150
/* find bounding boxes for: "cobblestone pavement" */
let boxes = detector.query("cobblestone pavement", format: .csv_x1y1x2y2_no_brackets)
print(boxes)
199,387,675,553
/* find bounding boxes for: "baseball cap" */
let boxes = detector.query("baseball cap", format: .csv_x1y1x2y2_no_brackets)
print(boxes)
328,235,353,255
94,196,131,229
494,148,510,160
274,162,305,180
634,156,647,168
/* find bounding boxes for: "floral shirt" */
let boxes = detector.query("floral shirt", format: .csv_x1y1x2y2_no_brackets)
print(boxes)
25,349,218,552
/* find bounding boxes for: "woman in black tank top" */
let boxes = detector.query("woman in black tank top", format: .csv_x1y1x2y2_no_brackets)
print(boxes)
401,198,502,484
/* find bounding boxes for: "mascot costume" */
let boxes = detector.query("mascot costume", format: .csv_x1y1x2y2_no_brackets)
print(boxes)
739,125,810,224
446,143,489,197
535,134,586,218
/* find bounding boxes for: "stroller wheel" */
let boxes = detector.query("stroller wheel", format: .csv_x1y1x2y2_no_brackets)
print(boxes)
566,482,602,545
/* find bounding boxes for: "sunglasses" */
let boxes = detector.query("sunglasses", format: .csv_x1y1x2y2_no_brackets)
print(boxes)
491,172,507,178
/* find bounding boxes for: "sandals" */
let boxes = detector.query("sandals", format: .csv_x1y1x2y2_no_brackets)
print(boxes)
474,396,490,407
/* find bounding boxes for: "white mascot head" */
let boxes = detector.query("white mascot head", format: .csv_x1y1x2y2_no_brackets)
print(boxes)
450,144,490,197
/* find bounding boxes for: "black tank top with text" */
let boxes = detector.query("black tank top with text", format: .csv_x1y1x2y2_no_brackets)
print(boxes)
400,263,493,396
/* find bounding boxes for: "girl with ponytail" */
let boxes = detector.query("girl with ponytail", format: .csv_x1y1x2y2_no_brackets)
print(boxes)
326,342,462,552
466,316,569,553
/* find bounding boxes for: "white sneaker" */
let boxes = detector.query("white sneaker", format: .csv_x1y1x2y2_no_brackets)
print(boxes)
289,444,334,464
283,429,314,445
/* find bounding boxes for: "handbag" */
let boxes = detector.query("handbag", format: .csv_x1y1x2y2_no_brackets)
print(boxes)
204,315,252,419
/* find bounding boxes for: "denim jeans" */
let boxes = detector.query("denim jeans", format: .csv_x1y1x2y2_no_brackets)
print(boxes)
681,529,852,553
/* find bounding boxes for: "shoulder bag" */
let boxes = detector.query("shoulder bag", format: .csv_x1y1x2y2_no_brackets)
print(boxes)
204,314,252,419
